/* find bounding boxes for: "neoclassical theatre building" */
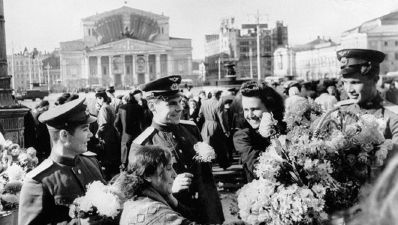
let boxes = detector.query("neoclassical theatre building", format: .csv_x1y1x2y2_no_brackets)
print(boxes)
60,6,193,89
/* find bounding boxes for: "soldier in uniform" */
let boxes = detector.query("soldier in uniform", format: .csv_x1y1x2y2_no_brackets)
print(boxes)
18,98,105,225
130,75,224,224
336,48,398,171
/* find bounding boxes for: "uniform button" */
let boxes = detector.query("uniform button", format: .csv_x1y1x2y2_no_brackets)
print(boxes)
184,165,188,169
179,149,183,153
172,135,176,139
78,169,82,174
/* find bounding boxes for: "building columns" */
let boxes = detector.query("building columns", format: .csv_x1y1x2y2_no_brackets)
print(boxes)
167,54,173,75
97,56,102,86
132,54,137,85
156,53,161,79
145,54,149,83
109,55,113,85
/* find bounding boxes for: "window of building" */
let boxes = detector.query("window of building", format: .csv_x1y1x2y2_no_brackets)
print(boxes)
396,41,398,46
385,54,389,60
395,52,398,60
384,41,388,46
88,29,91,36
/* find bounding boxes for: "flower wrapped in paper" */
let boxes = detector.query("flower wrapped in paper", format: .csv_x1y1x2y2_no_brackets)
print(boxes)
193,142,216,163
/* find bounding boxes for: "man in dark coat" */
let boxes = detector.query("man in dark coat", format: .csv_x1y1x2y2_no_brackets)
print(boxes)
199,89,231,169
129,75,224,224
336,48,398,178
114,91,145,167
18,98,105,225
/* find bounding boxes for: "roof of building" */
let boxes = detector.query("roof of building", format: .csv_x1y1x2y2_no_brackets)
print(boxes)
170,37,191,40
367,24,398,34
82,6,168,22
60,39,85,51
292,37,338,52
342,10,398,35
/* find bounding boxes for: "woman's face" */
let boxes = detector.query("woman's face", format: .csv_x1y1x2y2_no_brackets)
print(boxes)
242,96,268,129
148,161,177,196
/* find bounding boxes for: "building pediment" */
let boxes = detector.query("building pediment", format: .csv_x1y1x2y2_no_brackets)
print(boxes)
88,38,171,55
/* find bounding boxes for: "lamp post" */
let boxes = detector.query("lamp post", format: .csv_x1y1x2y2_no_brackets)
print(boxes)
0,0,29,146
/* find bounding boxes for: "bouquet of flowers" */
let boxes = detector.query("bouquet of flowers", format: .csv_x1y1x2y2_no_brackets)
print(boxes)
0,138,38,215
237,100,393,225
193,142,216,163
69,181,123,224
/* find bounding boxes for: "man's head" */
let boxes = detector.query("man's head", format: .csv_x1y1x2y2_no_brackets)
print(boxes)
95,88,111,106
35,100,50,113
337,49,385,104
142,75,183,125
39,98,96,156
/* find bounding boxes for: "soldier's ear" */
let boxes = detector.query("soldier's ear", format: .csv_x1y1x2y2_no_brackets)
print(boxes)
148,101,156,112
59,129,69,141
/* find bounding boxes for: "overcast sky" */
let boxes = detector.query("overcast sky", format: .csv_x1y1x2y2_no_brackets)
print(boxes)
4,0,398,59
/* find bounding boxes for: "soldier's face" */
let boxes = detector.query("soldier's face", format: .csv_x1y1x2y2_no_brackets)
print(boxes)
148,161,177,196
65,124,93,155
151,96,183,125
342,74,378,104
242,96,269,130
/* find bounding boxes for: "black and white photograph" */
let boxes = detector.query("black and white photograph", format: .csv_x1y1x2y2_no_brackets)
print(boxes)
0,0,397,224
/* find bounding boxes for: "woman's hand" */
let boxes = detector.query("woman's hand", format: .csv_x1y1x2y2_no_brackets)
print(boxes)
172,173,193,193
166,193,179,208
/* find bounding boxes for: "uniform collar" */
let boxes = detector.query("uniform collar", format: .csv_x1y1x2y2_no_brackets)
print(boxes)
50,151,76,166
151,121,178,132
358,94,383,110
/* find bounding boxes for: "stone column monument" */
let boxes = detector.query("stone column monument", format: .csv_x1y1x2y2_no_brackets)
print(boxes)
0,0,29,146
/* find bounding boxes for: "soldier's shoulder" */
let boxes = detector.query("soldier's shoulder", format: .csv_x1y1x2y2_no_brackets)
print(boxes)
179,120,196,127
383,101,398,114
133,126,157,145
26,159,56,180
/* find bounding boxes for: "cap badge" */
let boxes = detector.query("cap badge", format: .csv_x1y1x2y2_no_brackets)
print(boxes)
169,77,179,82
171,83,179,90
340,57,348,67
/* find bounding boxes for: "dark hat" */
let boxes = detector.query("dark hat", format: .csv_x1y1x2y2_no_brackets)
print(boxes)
38,97,96,129
141,75,182,99
131,89,142,96
106,86,115,93
337,49,385,76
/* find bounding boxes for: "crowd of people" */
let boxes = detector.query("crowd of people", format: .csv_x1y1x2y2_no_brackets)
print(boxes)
12,48,398,225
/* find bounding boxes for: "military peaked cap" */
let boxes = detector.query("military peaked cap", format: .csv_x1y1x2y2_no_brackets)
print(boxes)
39,97,96,129
337,49,385,76
141,75,182,99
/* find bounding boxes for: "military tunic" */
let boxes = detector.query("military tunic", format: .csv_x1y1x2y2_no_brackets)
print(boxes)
130,120,224,224
18,151,105,225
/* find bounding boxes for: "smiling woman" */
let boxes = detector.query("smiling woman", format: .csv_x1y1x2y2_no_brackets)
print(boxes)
233,81,286,183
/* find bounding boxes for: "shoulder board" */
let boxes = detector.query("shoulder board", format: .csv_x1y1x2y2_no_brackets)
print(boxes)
336,99,357,107
26,159,53,179
179,120,196,126
81,151,97,157
133,126,156,145
383,101,398,115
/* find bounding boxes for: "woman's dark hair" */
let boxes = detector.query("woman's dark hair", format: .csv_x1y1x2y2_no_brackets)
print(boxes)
119,145,172,199
95,91,111,104
240,81,286,131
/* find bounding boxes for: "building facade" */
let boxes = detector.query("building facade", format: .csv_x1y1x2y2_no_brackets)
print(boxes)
341,11,398,75
204,19,288,83
7,48,60,92
273,37,340,81
60,6,193,89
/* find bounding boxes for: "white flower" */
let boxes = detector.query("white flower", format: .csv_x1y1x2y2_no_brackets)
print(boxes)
6,164,24,181
71,181,122,218
259,112,278,138
193,142,216,162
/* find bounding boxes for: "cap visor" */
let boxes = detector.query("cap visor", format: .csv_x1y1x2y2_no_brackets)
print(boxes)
85,115,97,124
